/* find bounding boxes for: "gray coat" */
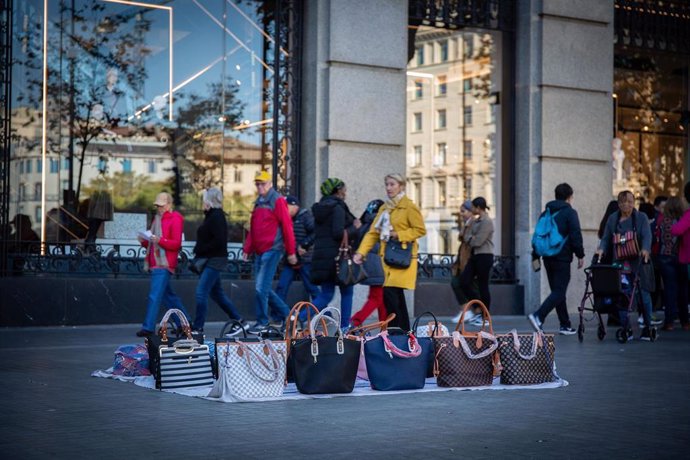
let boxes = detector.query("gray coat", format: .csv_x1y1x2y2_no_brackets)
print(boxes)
463,213,494,255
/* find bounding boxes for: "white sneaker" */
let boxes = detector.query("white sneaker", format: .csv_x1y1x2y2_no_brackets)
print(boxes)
527,313,543,332
470,316,485,327
452,310,476,323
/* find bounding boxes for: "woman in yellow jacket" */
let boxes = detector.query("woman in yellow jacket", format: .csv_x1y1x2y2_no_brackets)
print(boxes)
354,173,426,330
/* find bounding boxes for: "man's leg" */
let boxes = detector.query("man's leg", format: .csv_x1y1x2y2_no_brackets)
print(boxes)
254,250,283,325
298,264,321,301
162,276,191,326
535,259,568,325
275,263,294,303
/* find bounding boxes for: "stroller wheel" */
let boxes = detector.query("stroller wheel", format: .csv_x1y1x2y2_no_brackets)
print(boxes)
597,324,606,341
615,328,628,344
577,323,584,342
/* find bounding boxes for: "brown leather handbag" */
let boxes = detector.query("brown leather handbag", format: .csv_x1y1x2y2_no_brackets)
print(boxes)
432,300,499,387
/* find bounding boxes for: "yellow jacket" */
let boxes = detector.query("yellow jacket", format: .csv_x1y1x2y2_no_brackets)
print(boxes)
356,195,426,290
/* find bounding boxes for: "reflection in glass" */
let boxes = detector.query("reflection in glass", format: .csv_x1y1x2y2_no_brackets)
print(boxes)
10,0,285,245
613,50,689,202
407,28,500,255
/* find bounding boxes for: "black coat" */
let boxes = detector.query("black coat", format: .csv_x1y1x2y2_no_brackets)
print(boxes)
310,196,357,285
193,208,229,259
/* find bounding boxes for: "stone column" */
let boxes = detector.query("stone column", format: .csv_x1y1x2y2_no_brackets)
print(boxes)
515,0,614,315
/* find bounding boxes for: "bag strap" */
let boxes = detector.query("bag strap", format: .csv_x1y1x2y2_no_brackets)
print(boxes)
219,320,248,339
412,311,439,335
169,339,200,354
237,340,282,383
309,306,345,363
452,330,498,359
456,299,494,336
506,329,542,360
347,313,396,337
285,301,327,340
379,330,422,358
159,309,192,342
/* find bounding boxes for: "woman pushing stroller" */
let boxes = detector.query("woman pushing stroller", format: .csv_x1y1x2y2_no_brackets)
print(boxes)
596,190,657,341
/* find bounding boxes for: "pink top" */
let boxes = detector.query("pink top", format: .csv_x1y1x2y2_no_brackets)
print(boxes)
671,209,690,264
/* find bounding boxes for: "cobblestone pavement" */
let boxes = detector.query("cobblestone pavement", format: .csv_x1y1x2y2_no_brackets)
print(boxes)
1,314,689,459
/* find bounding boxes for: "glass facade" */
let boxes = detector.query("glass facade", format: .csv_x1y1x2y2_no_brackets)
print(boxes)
613,49,689,201
10,0,288,244
406,28,502,255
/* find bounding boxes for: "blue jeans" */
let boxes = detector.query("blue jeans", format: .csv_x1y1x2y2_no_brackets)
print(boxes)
275,262,321,306
142,268,190,332
192,266,242,330
254,250,291,326
311,282,354,328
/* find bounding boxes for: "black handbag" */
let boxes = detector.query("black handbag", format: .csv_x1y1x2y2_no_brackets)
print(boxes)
288,307,360,394
336,231,368,286
384,239,413,268
146,310,204,375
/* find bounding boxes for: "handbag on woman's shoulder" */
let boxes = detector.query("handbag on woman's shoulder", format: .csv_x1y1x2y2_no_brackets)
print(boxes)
384,239,413,268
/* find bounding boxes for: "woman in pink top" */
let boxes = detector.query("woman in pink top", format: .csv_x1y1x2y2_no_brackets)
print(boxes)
671,182,690,265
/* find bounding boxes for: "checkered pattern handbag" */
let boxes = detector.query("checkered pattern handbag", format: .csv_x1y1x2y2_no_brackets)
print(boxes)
432,300,499,387
209,339,287,402
497,330,555,385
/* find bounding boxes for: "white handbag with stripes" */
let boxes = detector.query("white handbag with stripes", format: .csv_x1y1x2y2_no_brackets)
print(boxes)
154,309,214,390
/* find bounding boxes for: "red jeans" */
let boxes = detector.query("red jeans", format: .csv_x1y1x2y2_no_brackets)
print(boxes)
350,286,386,326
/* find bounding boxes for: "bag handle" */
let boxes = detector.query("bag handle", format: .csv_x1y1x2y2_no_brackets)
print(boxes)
170,339,200,354
285,301,328,341
218,320,248,339
347,313,396,337
505,329,543,360
237,340,283,383
412,311,440,336
337,231,352,261
451,330,498,359
309,306,345,363
456,299,494,337
159,308,192,342
379,330,422,358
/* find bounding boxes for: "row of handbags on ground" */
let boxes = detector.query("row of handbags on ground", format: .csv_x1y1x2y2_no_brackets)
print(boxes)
141,300,556,401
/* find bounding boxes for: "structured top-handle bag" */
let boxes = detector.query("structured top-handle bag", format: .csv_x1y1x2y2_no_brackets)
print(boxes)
336,231,368,286
363,328,427,391
145,308,203,376
497,329,555,385
432,300,500,387
383,239,413,268
289,307,360,394
346,313,396,381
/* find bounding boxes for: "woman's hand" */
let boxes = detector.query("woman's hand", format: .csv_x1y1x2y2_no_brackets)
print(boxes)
353,218,362,229
389,230,398,240
353,253,364,265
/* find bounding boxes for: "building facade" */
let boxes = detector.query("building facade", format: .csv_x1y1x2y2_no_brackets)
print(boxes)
1,0,688,323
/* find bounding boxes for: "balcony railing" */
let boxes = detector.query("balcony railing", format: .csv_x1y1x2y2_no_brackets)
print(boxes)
2,239,519,284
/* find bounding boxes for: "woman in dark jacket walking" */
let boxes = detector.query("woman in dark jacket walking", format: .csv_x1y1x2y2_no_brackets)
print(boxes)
192,188,245,334
310,178,361,328
350,199,386,327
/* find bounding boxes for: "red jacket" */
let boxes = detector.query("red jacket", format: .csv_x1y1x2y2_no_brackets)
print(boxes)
671,209,690,264
243,188,295,256
141,210,184,272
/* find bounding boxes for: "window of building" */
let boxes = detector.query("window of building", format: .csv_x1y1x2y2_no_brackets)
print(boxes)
413,145,422,166
26,159,32,174
439,40,448,62
437,75,447,96
414,80,423,99
463,177,472,198
50,159,59,174
34,182,41,200
439,229,450,254
19,161,24,175
416,46,424,66
463,77,472,93
463,106,473,126
464,140,473,159
437,180,447,207
234,169,243,182
37,159,42,173
412,180,422,206
414,112,423,132
18,183,25,200
62,157,69,171
463,35,474,58
434,143,447,166
147,160,157,174
35,207,42,224
98,158,107,172
121,158,132,173
437,109,447,129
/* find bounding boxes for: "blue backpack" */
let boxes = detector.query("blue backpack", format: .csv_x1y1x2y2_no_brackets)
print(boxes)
532,208,567,257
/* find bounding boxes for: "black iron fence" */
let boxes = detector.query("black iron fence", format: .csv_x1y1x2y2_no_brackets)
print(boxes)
2,239,518,284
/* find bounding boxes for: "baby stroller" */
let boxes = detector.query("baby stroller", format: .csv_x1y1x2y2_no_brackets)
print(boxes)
577,258,657,343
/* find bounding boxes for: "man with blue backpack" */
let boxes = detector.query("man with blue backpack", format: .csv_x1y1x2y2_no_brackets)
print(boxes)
528,183,585,335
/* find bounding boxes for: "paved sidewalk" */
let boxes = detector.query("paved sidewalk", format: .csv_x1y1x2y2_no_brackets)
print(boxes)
1,315,689,459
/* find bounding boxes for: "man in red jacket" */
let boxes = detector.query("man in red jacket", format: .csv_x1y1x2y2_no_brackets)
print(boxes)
243,171,298,334
136,192,190,337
